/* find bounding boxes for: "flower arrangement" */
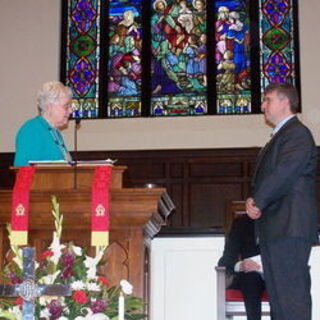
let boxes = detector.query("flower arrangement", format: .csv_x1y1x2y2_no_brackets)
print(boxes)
0,196,145,320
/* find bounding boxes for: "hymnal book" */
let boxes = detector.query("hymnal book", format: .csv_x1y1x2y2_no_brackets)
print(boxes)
29,159,117,166
29,160,69,166
72,159,117,166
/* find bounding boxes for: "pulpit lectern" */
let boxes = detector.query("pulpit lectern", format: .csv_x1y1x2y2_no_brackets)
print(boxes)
0,165,174,300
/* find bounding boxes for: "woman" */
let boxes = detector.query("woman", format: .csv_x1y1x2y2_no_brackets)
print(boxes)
14,81,73,166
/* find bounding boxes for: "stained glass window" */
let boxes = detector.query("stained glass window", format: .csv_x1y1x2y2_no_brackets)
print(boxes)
60,0,300,118
260,0,298,88
150,0,207,116
107,0,143,117
61,0,100,119
215,1,252,114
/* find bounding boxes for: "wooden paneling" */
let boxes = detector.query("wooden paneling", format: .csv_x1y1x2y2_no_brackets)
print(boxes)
0,166,174,298
1,148,320,233
190,183,243,228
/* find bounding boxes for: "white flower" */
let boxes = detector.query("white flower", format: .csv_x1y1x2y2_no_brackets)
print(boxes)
71,245,82,256
120,279,133,295
57,317,69,320
39,296,57,306
40,308,51,319
38,270,61,285
63,305,69,314
71,280,86,290
59,297,66,307
84,248,105,280
12,248,23,269
8,305,22,318
49,234,65,265
39,296,66,309
86,281,101,292
74,309,109,320
0,306,21,319
90,314,109,320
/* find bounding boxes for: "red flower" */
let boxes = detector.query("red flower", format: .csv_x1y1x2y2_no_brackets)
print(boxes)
41,250,54,259
72,290,88,305
15,297,23,306
98,276,109,287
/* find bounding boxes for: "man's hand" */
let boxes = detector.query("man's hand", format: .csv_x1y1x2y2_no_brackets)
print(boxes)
246,197,262,219
239,258,261,272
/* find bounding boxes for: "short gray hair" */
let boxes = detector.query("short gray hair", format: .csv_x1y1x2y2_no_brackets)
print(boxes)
264,82,299,113
37,81,73,112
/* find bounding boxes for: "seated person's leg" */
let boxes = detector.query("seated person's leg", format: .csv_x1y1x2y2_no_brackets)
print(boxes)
238,272,265,320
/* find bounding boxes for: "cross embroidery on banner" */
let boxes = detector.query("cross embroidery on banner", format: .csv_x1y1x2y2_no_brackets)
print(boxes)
0,247,71,320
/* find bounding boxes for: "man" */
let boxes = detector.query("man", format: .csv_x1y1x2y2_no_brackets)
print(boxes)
218,214,266,320
246,83,318,320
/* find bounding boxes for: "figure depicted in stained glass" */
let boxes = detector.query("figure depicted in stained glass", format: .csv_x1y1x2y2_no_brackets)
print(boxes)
117,53,141,95
215,2,251,96
191,0,206,35
217,50,236,93
184,35,199,75
226,11,249,87
108,7,142,98
197,33,207,86
118,10,139,38
151,0,182,94
177,0,194,34
215,6,230,63
151,0,206,95
184,34,205,92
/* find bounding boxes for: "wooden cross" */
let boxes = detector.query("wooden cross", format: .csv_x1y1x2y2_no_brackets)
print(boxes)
0,247,71,320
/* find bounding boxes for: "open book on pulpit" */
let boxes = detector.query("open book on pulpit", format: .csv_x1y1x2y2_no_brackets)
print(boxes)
19,159,123,190
29,159,117,166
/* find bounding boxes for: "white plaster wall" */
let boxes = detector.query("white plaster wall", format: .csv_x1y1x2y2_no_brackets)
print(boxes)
1,0,320,153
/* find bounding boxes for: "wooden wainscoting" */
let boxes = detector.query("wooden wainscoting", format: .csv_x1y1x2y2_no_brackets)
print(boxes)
1,148,320,233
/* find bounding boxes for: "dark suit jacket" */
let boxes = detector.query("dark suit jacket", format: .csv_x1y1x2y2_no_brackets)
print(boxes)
252,116,318,244
218,215,260,274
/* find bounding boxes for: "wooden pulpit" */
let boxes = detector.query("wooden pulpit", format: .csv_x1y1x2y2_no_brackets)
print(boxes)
0,165,175,300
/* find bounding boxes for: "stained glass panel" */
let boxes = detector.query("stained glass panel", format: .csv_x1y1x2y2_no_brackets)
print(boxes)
260,0,296,88
64,0,100,119
150,0,208,116
215,0,251,114
107,0,143,118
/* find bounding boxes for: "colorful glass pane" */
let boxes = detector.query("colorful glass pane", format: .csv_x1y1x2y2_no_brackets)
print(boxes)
150,0,208,116
215,0,251,114
260,0,296,89
61,0,300,118
107,0,143,118
65,0,100,118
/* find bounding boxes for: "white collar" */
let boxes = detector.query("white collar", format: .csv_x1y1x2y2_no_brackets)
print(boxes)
272,115,296,136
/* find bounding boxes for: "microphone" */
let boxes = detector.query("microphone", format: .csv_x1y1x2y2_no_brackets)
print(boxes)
73,117,81,189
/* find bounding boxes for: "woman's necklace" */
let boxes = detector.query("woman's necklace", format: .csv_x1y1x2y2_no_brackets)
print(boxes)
48,127,72,162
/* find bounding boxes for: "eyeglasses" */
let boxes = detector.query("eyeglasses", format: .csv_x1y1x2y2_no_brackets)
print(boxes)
262,96,285,104
56,102,75,111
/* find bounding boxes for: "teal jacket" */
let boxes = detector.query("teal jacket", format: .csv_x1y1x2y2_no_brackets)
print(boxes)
14,115,70,166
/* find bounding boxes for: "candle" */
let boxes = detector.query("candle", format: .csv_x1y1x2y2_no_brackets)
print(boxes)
118,291,125,320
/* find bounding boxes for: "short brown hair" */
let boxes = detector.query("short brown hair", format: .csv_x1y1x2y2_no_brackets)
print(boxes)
264,83,299,113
